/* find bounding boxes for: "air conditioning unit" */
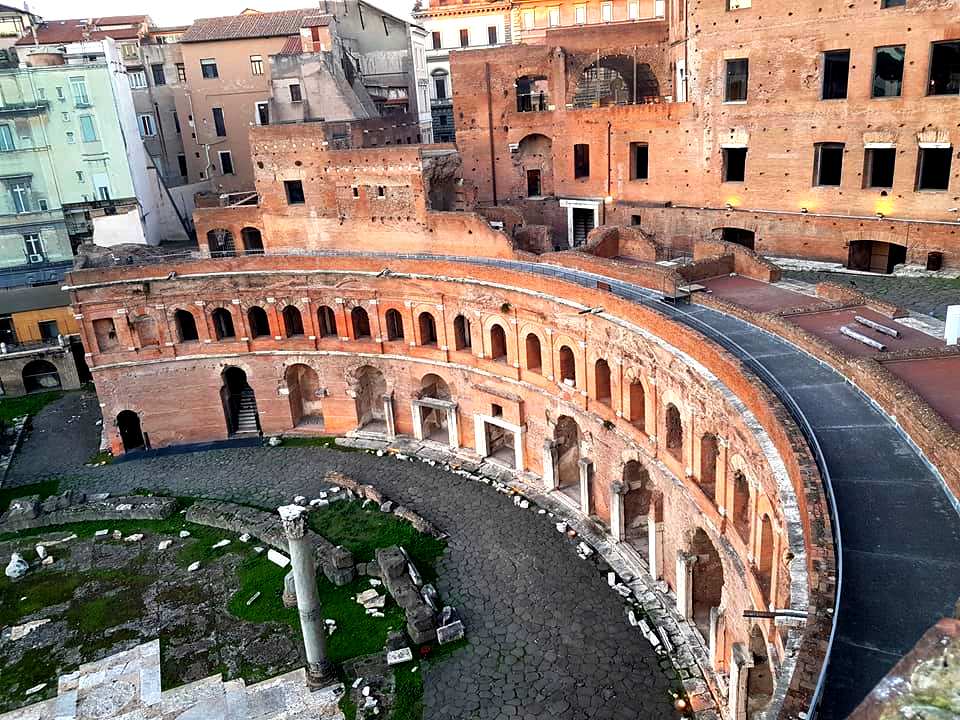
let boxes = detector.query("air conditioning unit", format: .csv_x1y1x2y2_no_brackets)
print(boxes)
508,143,519,153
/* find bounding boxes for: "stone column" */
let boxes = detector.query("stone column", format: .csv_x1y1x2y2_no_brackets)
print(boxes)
675,551,696,619
542,439,559,491
647,514,663,580
708,606,720,670
577,458,593,515
610,482,625,542
446,406,459,449
278,504,335,687
411,401,424,441
382,392,396,440
728,642,751,720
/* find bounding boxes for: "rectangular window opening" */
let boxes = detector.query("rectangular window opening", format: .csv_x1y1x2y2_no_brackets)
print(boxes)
289,83,302,102
630,142,648,180
723,147,747,182
459,28,469,47
212,107,226,137
176,63,186,83
917,147,952,191
151,64,165,86
813,142,844,186
250,54,264,75
200,58,219,79
864,147,896,188
822,50,850,100
285,180,305,204
725,59,749,102
219,150,234,175
432,31,441,49
487,26,497,45
873,45,905,98
549,6,561,25
929,40,960,95
574,143,590,178
526,169,541,197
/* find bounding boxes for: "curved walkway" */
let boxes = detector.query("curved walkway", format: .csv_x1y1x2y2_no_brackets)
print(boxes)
18,445,674,720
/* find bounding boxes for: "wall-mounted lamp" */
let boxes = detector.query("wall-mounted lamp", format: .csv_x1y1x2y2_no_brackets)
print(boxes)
800,207,808,214
876,212,885,219
725,202,733,210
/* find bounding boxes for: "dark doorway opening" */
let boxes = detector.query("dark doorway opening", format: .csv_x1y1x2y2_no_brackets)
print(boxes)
117,410,145,451
847,240,907,274
721,227,755,250
221,367,260,435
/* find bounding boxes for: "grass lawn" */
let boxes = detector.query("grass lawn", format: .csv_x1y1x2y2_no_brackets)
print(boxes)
0,391,62,426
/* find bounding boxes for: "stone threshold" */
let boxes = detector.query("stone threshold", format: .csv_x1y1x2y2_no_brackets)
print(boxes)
336,434,723,719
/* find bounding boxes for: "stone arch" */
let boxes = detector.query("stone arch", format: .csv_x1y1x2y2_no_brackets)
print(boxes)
353,364,386,429
453,314,471,350
351,306,372,339
558,345,576,386
221,366,259,435
282,305,304,337
286,363,323,429
489,323,508,362
241,227,264,254
572,54,660,108
554,415,581,503
746,625,774,717
665,403,683,461
757,513,775,601
516,133,553,198
419,372,453,442
385,308,405,341
628,376,646,430
132,314,160,347
317,305,338,337
622,460,653,552
524,332,542,371
247,306,270,339
173,309,199,342
211,307,235,340
207,228,235,257
22,358,60,393
698,433,719,503
594,358,612,405
732,468,752,546
689,527,724,640
715,227,756,250
847,239,908,274
418,311,438,346
117,409,144,451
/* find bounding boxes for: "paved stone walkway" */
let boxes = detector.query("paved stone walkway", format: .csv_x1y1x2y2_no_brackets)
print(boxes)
783,271,960,320
8,420,674,719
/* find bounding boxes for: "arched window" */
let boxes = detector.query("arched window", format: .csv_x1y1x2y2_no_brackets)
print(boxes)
351,306,371,339
418,312,438,346
211,308,235,340
207,228,235,257
385,309,404,341
572,55,660,107
665,403,683,461
132,315,159,347
282,305,304,337
241,227,264,254
594,358,611,405
174,309,198,342
317,305,338,337
699,434,719,501
22,359,60,393
559,345,576,385
758,515,774,600
248,306,270,338
525,333,542,371
489,324,507,362
629,380,645,430
453,314,471,350
732,470,751,545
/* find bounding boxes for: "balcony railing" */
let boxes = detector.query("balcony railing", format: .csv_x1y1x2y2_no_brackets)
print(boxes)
516,92,550,112
0,99,50,115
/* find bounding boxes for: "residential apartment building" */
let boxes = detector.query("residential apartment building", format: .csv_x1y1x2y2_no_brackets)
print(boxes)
452,0,960,270
413,0,510,142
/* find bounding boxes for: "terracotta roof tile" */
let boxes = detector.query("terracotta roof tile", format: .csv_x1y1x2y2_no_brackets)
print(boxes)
14,18,143,45
302,14,333,27
278,34,303,54
180,9,319,43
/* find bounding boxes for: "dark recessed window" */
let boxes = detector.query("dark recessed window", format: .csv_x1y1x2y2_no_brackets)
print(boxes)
863,147,896,188
630,142,648,180
822,50,850,100
723,147,747,182
527,169,541,197
725,59,748,102
432,31,441,49
928,40,960,95
488,26,498,45
289,83,302,102
151,63,165,86
813,142,844,186
459,28,469,47
284,179,305,204
212,107,226,137
872,45,905,98
916,147,952,191
574,143,590,178
881,0,905,7
200,58,218,79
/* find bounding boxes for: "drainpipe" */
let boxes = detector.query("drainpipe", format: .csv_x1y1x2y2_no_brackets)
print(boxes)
485,61,497,205
604,120,611,225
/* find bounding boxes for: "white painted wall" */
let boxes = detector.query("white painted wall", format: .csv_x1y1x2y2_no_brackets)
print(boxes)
91,207,146,246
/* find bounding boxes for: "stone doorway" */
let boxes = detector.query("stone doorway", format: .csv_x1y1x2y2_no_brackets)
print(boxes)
117,410,144,452
413,373,457,447
354,365,387,433
554,415,582,506
286,364,324,430
221,367,260,435
474,414,522,470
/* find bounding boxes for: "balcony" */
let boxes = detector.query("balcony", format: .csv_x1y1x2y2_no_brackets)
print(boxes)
0,99,50,116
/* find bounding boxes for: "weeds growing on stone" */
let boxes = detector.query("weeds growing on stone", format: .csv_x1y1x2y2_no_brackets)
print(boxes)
0,391,62,426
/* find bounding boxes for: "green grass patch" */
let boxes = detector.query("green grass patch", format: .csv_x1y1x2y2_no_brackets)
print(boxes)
0,479,60,514
391,639,467,720
86,450,114,465
275,436,360,451
65,575,151,634
309,501,446,582
0,571,82,626
0,391,62,426
0,647,58,710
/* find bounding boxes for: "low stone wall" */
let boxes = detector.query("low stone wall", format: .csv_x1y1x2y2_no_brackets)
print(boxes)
0,492,177,534
583,225,659,262
814,282,904,318
692,238,782,283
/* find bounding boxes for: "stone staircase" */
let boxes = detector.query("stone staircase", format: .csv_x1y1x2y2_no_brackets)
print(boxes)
235,389,260,434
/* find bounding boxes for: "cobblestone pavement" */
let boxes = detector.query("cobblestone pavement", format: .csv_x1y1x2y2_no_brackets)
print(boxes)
784,270,960,320
10,439,674,720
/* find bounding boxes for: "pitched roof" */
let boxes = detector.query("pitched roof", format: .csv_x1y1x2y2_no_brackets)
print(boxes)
180,9,319,43
277,34,303,55
302,14,333,27
91,15,149,25
14,18,144,46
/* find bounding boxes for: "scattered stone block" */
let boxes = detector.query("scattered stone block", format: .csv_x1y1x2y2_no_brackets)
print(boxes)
124,534,144,542
293,495,307,506
239,533,251,542
267,550,290,568
25,683,46,696
112,530,122,540
115,503,133,512
5,553,28,579
379,501,394,513
211,539,230,549
157,540,173,551
377,547,407,580
35,545,47,560
246,592,261,606
9,618,50,641
363,594,387,610
94,529,109,538
268,436,281,447
187,562,201,572
253,546,265,554
356,588,380,605
555,522,567,534
41,556,53,566
386,631,408,651
386,648,413,665
370,579,382,587
408,563,423,588
179,530,191,539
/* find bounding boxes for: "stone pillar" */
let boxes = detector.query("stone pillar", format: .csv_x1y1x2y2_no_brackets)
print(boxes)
708,606,720,670
728,642,751,720
577,458,593,515
542,439,559,491
446,406,459,449
946,305,959,345
278,504,335,687
647,514,664,580
610,482,625,542
474,416,488,458
382,392,396,440
411,402,424,441
675,551,695,619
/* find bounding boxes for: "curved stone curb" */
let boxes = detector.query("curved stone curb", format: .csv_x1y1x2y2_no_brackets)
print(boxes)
0,492,176,534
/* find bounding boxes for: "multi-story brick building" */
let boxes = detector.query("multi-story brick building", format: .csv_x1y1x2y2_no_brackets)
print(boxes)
452,0,960,270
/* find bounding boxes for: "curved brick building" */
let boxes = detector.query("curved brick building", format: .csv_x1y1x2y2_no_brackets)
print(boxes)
65,125,960,719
